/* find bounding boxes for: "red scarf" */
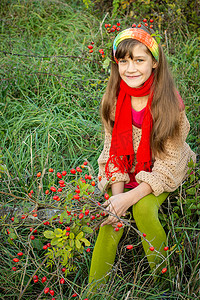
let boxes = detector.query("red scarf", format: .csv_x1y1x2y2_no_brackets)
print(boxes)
105,73,154,181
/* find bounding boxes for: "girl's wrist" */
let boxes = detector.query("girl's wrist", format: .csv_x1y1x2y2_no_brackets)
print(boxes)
125,182,153,205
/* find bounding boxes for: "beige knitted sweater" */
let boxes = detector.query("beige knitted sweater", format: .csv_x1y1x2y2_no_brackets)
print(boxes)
98,110,196,196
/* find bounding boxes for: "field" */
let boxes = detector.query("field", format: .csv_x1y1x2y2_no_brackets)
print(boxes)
0,0,199,299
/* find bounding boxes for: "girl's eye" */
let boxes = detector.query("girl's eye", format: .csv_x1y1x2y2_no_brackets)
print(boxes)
136,59,143,62
119,59,127,63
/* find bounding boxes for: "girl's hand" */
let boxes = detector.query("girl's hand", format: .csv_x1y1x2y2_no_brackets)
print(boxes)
101,193,133,227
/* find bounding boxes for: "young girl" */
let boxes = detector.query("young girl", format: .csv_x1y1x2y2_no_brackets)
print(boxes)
88,24,195,291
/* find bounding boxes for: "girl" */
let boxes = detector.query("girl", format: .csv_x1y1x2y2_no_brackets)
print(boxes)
88,24,196,291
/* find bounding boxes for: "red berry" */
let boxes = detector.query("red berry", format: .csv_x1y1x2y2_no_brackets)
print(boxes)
96,214,100,218
88,45,93,49
149,247,155,251
43,245,48,250
42,276,47,283
143,233,147,237
57,188,62,192
44,287,50,294
91,42,94,45
70,168,76,174
86,248,90,253
150,19,154,23
73,194,80,200
66,232,70,236
117,223,123,228
33,279,38,283
32,213,37,217
50,186,56,192
53,195,59,201
13,258,19,262
72,293,78,298
12,267,17,271
49,290,55,296
114,227,119,231
11,217,14,221
98,175,102,182
91,181,95,186
61,267,66,272
145,23,148,27
47,243,51,247
79,213,84,219
57,172,62,179
21,215,26,219
45,190,49,194
101,212,105,216
161,267,167,274
87,175,92,180
150,25,153,28
66,226,70,231
143,18,147,22
85,209,90,216
59,220,63,224
104,193,109,200
49,168,54,172
60,278,65,284
138,24,141,28
75,189,80,193
90,215,95,220
17,252,23,256
117,22,121,26
62,170,67,176
33,275,38,280
83,161,88,165
132,23,136,27
164,246,169,251
60,183,66,187
126,245,133,250
37,172,41,177
30,235,35,240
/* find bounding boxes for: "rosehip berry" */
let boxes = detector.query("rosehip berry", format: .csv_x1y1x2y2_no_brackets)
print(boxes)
37,172,41,177
73,194,80,200
66,232,70,236
145,23,148,27
13,258,19,262
12,267,17,271
150,19,154,23
62,170,67,176
49,168,54,172
150,25,153,28
138,24,141,28
57,172,62,179
91,42,94,45
117,27,120,31
98,175,102,181
21,215,26,219
60,278,65,284
61,267,66,272
90,215,95,220
43,245,48,250
17,252,23,256
49,290,55,296
86,248,90,253
33,275,38,280
66,226,70,231
30,235,35,240
132,23,136,27
87,174,92,180
11,217,14,221
45,190,49,194
57,188,62,192
30,227,34,231
85,209,90,216
143,18,147,22
50,186,56,192
117,22,121,26
72,293,78,297
126,245,133,250
59,220,63,224
104,193,109,200
83,161,88,165
33,278,38,283
161,267,167,274
105,24,108,28
47,243,51,247
101,212,105,216
81,179,86,183
33,213,37,217
149,247,155,251
42,276,47,283
164,246,169,251
79,213,84,219
96,214,100,218
117,223,123,228
143,233,147,237
53,195,59,200
88,45,93,49
75,189,80,193
44,287,50,294
70,168,76,174
91,181,95,186
114,227,119,231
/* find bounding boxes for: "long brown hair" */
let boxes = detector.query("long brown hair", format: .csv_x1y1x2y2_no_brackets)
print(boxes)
101,27,181,157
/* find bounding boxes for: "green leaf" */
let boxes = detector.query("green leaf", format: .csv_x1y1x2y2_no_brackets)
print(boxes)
55,228,63,237
102,57,110,70
80,238,90,246
44,230,55,239
31,239,44,250
75,239,81,249
9,232,17,240
70,240,74,247
76,231,84,240
82,226,93,234
51,237,62,246
69,232,75,239
186,187,196,195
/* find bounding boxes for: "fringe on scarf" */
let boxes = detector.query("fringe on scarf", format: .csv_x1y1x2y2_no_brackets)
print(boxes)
105,154,134,179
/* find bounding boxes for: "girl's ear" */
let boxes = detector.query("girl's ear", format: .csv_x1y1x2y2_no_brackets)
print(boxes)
153,60,158,69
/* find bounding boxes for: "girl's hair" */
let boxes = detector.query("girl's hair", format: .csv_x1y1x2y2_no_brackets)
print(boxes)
101,26,181,157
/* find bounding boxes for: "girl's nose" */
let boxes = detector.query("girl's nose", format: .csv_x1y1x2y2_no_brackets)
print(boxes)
126,61,137,72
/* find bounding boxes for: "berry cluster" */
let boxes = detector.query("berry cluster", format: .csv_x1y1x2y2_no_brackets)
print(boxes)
105,22,121,33
132,18,154,29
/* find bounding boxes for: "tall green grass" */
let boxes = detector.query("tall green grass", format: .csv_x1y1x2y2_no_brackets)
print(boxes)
0,0,199,299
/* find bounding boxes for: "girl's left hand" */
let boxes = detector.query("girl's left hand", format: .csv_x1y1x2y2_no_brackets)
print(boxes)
101,193,133,227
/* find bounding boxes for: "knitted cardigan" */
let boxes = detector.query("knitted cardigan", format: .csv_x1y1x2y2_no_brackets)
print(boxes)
98,106,196,197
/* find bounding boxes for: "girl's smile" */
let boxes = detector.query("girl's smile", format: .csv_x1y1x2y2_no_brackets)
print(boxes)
118,43,157,88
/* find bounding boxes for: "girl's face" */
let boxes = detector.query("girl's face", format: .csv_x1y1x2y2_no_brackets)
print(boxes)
118,43,157,88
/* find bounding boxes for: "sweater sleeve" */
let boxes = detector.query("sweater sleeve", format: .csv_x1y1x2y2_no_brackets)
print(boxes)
97,128,130,192
135,111,196,196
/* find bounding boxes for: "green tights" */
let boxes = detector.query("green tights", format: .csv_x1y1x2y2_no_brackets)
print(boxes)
88,191,169,289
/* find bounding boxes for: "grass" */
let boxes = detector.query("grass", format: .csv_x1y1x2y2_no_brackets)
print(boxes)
0,0,199,299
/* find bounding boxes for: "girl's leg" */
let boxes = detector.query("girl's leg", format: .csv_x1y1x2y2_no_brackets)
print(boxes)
132,192,169,271
88,224,123,288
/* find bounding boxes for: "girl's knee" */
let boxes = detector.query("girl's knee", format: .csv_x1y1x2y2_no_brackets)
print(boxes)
132,194,158,220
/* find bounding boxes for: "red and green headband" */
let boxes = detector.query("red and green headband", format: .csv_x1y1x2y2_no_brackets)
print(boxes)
113,28,159,63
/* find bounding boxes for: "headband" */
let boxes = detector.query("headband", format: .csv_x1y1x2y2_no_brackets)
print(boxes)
113,28,159,62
